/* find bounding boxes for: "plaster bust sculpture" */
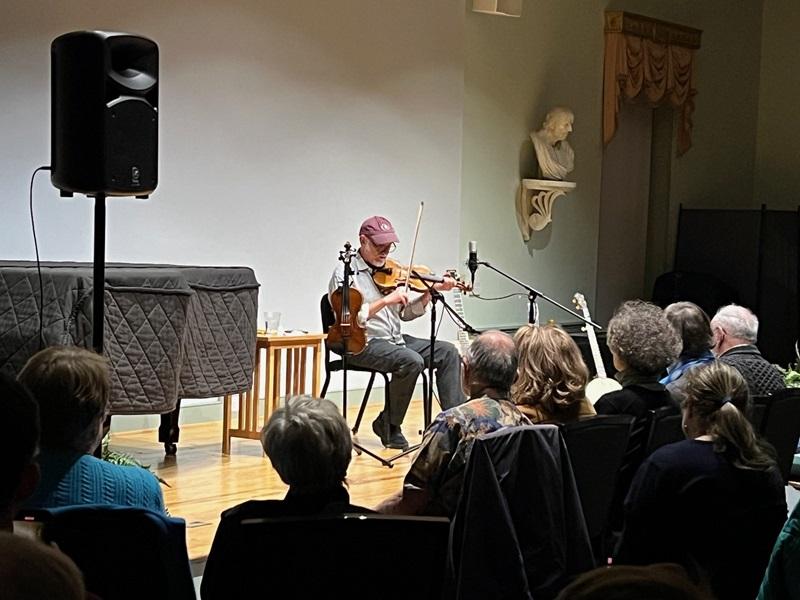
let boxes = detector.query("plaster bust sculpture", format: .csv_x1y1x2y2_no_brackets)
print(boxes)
531,107,575,181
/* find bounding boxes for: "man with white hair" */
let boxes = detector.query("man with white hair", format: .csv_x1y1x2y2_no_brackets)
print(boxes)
711,304,785,396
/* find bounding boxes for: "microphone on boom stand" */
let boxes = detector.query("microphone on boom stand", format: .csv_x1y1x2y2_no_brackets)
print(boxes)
467,240,478,291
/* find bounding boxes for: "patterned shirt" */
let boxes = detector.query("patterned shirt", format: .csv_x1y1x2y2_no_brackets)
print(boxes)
328,251,426,344
404,396,531,516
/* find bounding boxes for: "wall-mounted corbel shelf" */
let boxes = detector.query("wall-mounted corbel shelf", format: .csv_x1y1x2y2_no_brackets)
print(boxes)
472,0,522,18
516,178,576,240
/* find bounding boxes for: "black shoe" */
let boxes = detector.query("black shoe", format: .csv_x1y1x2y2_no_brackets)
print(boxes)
372,415,409,450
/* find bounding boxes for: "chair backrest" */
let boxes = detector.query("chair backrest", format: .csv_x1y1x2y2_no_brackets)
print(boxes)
757,388,800,483
25,505,195,600
559,415,635,543
208,513,449,600
320,293,336,334
645,405,684,456
749,397,768,432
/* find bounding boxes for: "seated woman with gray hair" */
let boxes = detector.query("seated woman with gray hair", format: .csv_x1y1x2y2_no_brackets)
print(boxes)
595,300,681,419
594,301,681,534
202,397,370,599
18,346,164,512
616,362,786,600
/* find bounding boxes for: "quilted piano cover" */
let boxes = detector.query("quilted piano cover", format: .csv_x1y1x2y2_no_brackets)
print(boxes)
0,262,259,414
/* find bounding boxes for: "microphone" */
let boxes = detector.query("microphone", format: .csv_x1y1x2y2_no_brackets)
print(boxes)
468,240,478,289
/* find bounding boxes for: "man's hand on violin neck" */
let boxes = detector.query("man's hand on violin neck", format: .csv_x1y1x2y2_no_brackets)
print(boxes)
434,276,457,292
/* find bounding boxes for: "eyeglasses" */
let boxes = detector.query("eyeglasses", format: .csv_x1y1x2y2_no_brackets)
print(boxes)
368,240,397,254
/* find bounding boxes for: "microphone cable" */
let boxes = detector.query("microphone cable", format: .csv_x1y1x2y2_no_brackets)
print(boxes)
29,165,52,351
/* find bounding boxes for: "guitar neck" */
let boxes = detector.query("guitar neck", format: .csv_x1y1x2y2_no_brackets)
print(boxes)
586,325,607,379
451,288,472,354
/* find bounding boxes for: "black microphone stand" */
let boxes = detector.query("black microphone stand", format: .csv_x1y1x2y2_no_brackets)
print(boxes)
386,273,479,466
415,277,480,426
476,260,601,330
380,274,444,463
338,244,392,468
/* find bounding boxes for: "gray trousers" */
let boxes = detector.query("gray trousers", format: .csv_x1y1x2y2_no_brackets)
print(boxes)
346,334,465,426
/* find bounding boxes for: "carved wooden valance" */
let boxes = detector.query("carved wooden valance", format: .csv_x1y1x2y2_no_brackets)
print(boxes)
603,11,702,156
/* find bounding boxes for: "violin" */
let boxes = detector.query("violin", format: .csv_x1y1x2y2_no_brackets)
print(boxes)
328,285,366,354
372,258,471,295
327,242,367,355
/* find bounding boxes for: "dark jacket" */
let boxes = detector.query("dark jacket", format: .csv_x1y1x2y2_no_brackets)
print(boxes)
448,425,594,600
617,439,786,600
719,344,786,397
594,371,677,532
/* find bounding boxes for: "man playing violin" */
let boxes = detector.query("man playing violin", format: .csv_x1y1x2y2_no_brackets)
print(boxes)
328,215,465,450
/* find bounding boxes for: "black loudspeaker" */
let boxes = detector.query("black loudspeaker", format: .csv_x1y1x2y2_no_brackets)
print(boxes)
51,31,158,197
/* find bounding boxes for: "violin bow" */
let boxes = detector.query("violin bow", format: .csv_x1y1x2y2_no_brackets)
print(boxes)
403,201,424,292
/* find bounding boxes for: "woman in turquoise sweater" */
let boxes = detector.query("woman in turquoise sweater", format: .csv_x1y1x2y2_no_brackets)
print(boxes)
18,346,164,513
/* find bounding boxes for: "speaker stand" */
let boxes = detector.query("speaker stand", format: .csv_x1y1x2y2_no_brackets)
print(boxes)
90,193,106,460
92,193,106,354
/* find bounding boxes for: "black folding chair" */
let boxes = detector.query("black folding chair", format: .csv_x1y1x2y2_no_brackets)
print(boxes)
645,405,684,456
320,294,427,435
17,505,195,600
560,415,635,564
202,513,449,600
753,388,800,483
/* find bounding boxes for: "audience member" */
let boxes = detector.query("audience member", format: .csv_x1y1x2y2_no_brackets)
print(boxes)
202,396,369,600
0,375,40,531
595,301,682,537
711,304,785,396
0,532,86,600
595,300,681,419
758,500,800,600
18,346,164,512
511,324,595,423
556,563,709,600
616,362,787,600
377,330,530,516
661,302,716,403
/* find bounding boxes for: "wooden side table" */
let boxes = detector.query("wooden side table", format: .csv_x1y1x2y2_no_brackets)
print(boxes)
222,332,325,454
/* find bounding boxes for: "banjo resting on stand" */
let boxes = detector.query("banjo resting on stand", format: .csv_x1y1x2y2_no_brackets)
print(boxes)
572,292,622,404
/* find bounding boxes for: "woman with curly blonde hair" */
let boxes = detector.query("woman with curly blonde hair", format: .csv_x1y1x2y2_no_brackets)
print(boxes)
511,324,595,423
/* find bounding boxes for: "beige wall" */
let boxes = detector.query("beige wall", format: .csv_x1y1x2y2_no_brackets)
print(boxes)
756,0,800,207
460,0,765,328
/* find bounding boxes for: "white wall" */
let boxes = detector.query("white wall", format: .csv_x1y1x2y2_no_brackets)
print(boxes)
0,0,465,353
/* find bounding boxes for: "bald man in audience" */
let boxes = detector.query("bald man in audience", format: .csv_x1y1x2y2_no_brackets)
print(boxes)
711,304,785,396
377,330,531,516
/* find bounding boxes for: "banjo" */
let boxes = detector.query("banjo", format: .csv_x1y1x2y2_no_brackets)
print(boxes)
572,293,621,404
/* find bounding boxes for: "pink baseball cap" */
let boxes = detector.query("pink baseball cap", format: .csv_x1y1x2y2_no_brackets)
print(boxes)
359,215,399,245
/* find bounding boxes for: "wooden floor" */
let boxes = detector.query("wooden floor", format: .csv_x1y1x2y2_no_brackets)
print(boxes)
108,399,423,561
